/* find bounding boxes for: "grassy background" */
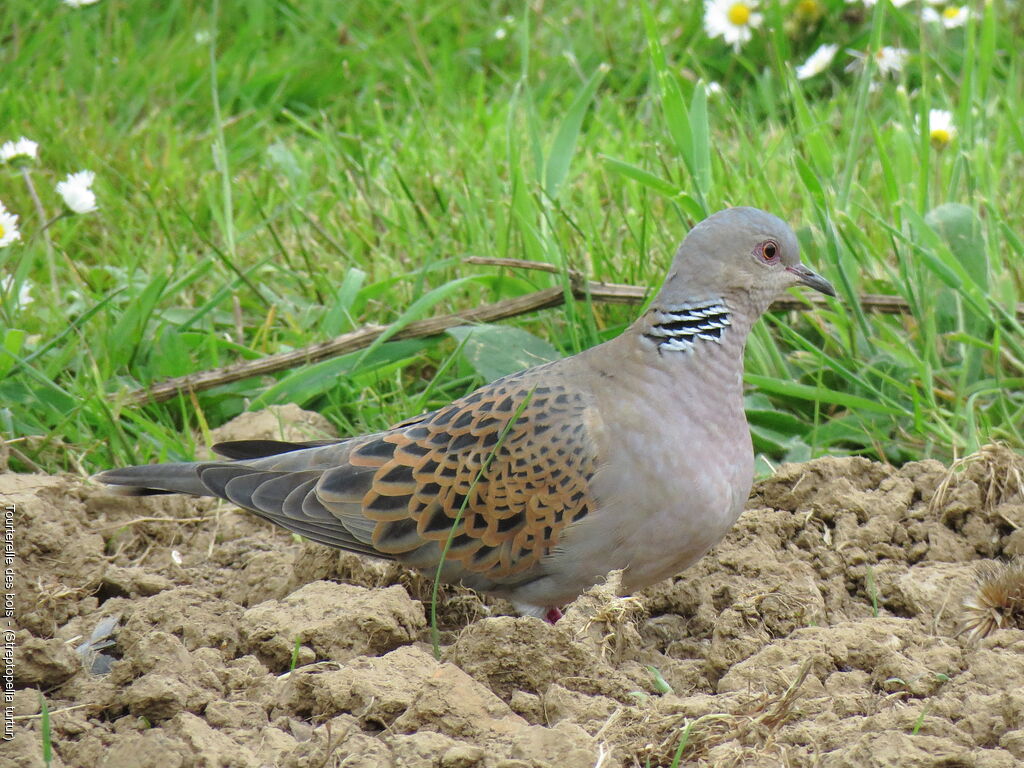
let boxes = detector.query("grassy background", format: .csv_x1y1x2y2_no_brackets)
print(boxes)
1,0,1022,475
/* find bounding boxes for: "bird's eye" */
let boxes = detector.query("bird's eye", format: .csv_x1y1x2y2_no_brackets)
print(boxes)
758,240,779,263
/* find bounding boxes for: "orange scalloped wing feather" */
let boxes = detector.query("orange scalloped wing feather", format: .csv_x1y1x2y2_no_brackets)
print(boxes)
321,374,599,581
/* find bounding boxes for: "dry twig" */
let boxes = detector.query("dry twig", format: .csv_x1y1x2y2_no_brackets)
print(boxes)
93,515,213,531
124,258,1024,406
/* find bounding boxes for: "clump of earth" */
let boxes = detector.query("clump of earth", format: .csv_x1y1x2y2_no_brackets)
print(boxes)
4,405,1024,767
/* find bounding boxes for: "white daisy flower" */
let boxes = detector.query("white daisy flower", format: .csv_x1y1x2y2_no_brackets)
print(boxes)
846,46,908,77
796,43,839,80
0,203,21,248
873,46,908,75
63,0,101,7
923,6,969,28
56,170,99,214
704,0,764,52
924,109,956,148
704,81,724,98
0,275,32,308
943,6,970,26
0,137,39,164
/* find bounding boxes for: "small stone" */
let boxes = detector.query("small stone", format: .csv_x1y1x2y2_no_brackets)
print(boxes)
12,688,42,716
1000,730,1024,760
14,635,80,687
441,744,487,768
124,674,194,721
240,581,425,671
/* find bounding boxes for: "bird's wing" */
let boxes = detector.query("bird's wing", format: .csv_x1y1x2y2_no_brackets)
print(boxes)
333,369,603,584
100,367,604,588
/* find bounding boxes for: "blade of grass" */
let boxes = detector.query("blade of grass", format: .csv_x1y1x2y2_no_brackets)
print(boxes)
430,388,534,659
544,64,609,200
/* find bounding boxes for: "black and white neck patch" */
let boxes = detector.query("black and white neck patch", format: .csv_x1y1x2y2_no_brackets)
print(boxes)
643,299,731,353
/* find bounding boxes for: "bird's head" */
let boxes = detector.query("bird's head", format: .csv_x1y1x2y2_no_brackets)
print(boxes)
657,207,836,317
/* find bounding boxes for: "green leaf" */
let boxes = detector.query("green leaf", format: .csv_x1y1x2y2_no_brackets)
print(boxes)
251,338,433,408
447,324,562,382
746,407,811,437
40,693,52,767
794,155,824,202
687,85,711,198
321,267,367,336
545,63,609,199
880,208,990,319
150,328,195,379
600,155,706,219
646,665,674,695
924,204,988,293
0,329,27,378
106,275,169,370
642,11,711,213
746,374,905,416
601,155,679,197
925,203,990,383
353,275,487,368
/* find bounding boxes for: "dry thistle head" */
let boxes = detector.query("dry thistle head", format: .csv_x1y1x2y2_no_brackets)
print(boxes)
960,559,1024,642
931,443,1024,516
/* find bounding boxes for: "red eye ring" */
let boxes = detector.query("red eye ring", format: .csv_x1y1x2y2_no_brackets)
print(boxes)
759,240,779,263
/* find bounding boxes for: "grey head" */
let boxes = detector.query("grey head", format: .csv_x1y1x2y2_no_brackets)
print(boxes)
654,207,835,317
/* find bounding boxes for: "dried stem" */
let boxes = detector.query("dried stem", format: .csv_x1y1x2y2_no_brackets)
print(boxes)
122,260,1024,406
19,166,57,297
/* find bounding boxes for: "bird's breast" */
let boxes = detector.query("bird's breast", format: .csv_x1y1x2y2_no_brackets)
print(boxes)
562,349,754,593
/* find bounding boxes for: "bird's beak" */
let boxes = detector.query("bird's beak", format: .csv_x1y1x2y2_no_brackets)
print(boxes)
786,264,836,297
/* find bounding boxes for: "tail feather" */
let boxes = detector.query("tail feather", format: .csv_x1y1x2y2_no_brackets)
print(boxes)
211,439,340,460
96,463,211,496
96,453,390,560
196,465,258,500
257,473,332,521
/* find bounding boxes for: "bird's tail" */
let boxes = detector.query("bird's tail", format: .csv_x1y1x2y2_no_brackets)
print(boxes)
95,438,343,496
96,462,211,497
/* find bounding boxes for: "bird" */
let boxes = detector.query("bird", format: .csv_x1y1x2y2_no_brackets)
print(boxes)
98,207,836,621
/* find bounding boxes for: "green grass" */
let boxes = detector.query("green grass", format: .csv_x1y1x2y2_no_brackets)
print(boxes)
866,564,879,617
40,693,52,767
1,0,1022,474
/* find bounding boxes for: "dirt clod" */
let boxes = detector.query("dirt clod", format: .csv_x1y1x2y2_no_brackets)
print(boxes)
240,580,426,671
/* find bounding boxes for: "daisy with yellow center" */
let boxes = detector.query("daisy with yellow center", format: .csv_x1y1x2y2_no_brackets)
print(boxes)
704,0,764,52
923,6,969,28
0,202,21,248
729,3,750,24
925,109,956,149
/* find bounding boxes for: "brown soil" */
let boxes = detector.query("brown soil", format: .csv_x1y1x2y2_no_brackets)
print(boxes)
4,406,1024,767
